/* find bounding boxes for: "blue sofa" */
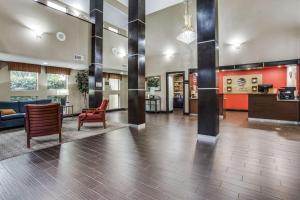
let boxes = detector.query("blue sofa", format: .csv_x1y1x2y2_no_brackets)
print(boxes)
0,99,51,129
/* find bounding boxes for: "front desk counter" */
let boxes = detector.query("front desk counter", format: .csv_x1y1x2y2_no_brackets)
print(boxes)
248,94,300,122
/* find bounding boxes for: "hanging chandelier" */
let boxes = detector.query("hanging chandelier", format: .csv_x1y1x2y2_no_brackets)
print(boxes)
176,0,196,45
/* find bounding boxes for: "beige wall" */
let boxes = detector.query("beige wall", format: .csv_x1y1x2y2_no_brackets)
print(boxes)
0,0,128,72
0,0,129,112
0,0,90,67
145,3,196,112
145,0,300,112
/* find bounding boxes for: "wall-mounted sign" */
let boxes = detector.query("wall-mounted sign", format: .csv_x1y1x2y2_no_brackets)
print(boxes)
223,74,262,94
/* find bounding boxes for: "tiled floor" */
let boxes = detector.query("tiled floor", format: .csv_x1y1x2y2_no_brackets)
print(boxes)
0,111,300,200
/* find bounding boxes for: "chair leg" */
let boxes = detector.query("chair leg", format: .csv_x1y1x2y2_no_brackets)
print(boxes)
59,132,62,143
78,120,81,131
27,135,30,148
103,121,106,129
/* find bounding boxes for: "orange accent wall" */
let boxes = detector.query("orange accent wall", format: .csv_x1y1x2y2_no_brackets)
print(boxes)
218,66,290,110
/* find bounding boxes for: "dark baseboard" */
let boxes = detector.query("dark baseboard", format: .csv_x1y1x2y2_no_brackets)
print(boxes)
63,114,79,118
184,112,190,115
106,108,127,113
225,109,248,112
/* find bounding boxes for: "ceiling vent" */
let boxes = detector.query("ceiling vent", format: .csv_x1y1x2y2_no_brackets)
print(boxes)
74,54,84,61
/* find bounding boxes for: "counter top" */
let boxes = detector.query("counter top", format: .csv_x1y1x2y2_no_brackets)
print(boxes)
249,93,299,102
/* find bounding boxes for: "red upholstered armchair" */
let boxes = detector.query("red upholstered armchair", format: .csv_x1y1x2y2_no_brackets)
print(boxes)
25,103,62,148
78,99,109,131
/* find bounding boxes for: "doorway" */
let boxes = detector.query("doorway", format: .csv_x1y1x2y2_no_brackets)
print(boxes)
166,71,185,114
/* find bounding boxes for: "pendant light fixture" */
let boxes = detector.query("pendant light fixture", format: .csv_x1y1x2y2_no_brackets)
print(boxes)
176,0,196,45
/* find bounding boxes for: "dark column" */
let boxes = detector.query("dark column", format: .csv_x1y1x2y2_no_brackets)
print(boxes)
89,0,103,108
128,0,146,128
197,0,219,142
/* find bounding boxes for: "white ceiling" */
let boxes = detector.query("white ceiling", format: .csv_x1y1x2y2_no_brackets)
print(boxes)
59,0,184,29
60,0,184,15
116,0,184,14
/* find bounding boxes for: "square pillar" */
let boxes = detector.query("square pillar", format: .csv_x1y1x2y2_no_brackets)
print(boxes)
197,0,220,143
89,0,103,108
128,0,146,129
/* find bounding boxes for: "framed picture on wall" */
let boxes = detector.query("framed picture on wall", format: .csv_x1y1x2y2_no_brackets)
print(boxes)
227,79,232,84
252,77,258,84
227,87,232,92
146,76,161,91
252,86,258,92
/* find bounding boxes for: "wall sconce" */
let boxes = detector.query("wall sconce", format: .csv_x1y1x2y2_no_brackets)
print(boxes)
33,30,44,39
232,43,242,50
112,48,127,58
164,49,175,59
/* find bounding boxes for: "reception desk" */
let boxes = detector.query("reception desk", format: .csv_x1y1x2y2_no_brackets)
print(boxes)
248,94,300,122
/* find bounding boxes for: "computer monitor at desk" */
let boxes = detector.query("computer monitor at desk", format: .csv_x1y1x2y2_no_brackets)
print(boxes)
278,87,296,100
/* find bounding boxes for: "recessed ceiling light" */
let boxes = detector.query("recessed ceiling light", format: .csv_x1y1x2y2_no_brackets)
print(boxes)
47,1,67,13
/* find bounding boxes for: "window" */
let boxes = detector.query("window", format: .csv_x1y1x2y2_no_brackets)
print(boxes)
10,96,38,101
47,74,68,89
109,94,120,109
109,79,120,91
10,71,38,91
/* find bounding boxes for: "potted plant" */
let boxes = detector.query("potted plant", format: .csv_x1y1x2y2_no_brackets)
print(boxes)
76,70,89,108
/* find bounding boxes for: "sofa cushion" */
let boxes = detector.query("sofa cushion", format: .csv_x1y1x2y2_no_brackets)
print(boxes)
0,109,17,115
19,100,37,113
36,99,52,105
0,101,20,113
1,113,25,121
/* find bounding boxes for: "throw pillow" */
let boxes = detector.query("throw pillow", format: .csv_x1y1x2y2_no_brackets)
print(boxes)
0,109,16,115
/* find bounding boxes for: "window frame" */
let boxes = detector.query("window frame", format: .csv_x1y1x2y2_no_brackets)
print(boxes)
109,78,121,91
47,73,68,90
10,70,39,91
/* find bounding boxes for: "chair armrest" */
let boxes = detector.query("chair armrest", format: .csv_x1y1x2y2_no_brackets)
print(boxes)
82,108,97,113
93,109,106,114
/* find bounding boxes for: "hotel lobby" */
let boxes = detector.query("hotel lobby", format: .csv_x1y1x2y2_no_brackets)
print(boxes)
0,0,300,199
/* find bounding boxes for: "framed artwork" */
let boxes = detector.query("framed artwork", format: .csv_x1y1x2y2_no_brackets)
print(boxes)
223,74,262,94
227,79,232,85
252,77,258,84
227,87,232,92
146,76,161,91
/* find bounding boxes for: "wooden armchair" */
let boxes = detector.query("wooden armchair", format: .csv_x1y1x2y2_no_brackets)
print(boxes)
25,103,62,148
78,99,109,131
